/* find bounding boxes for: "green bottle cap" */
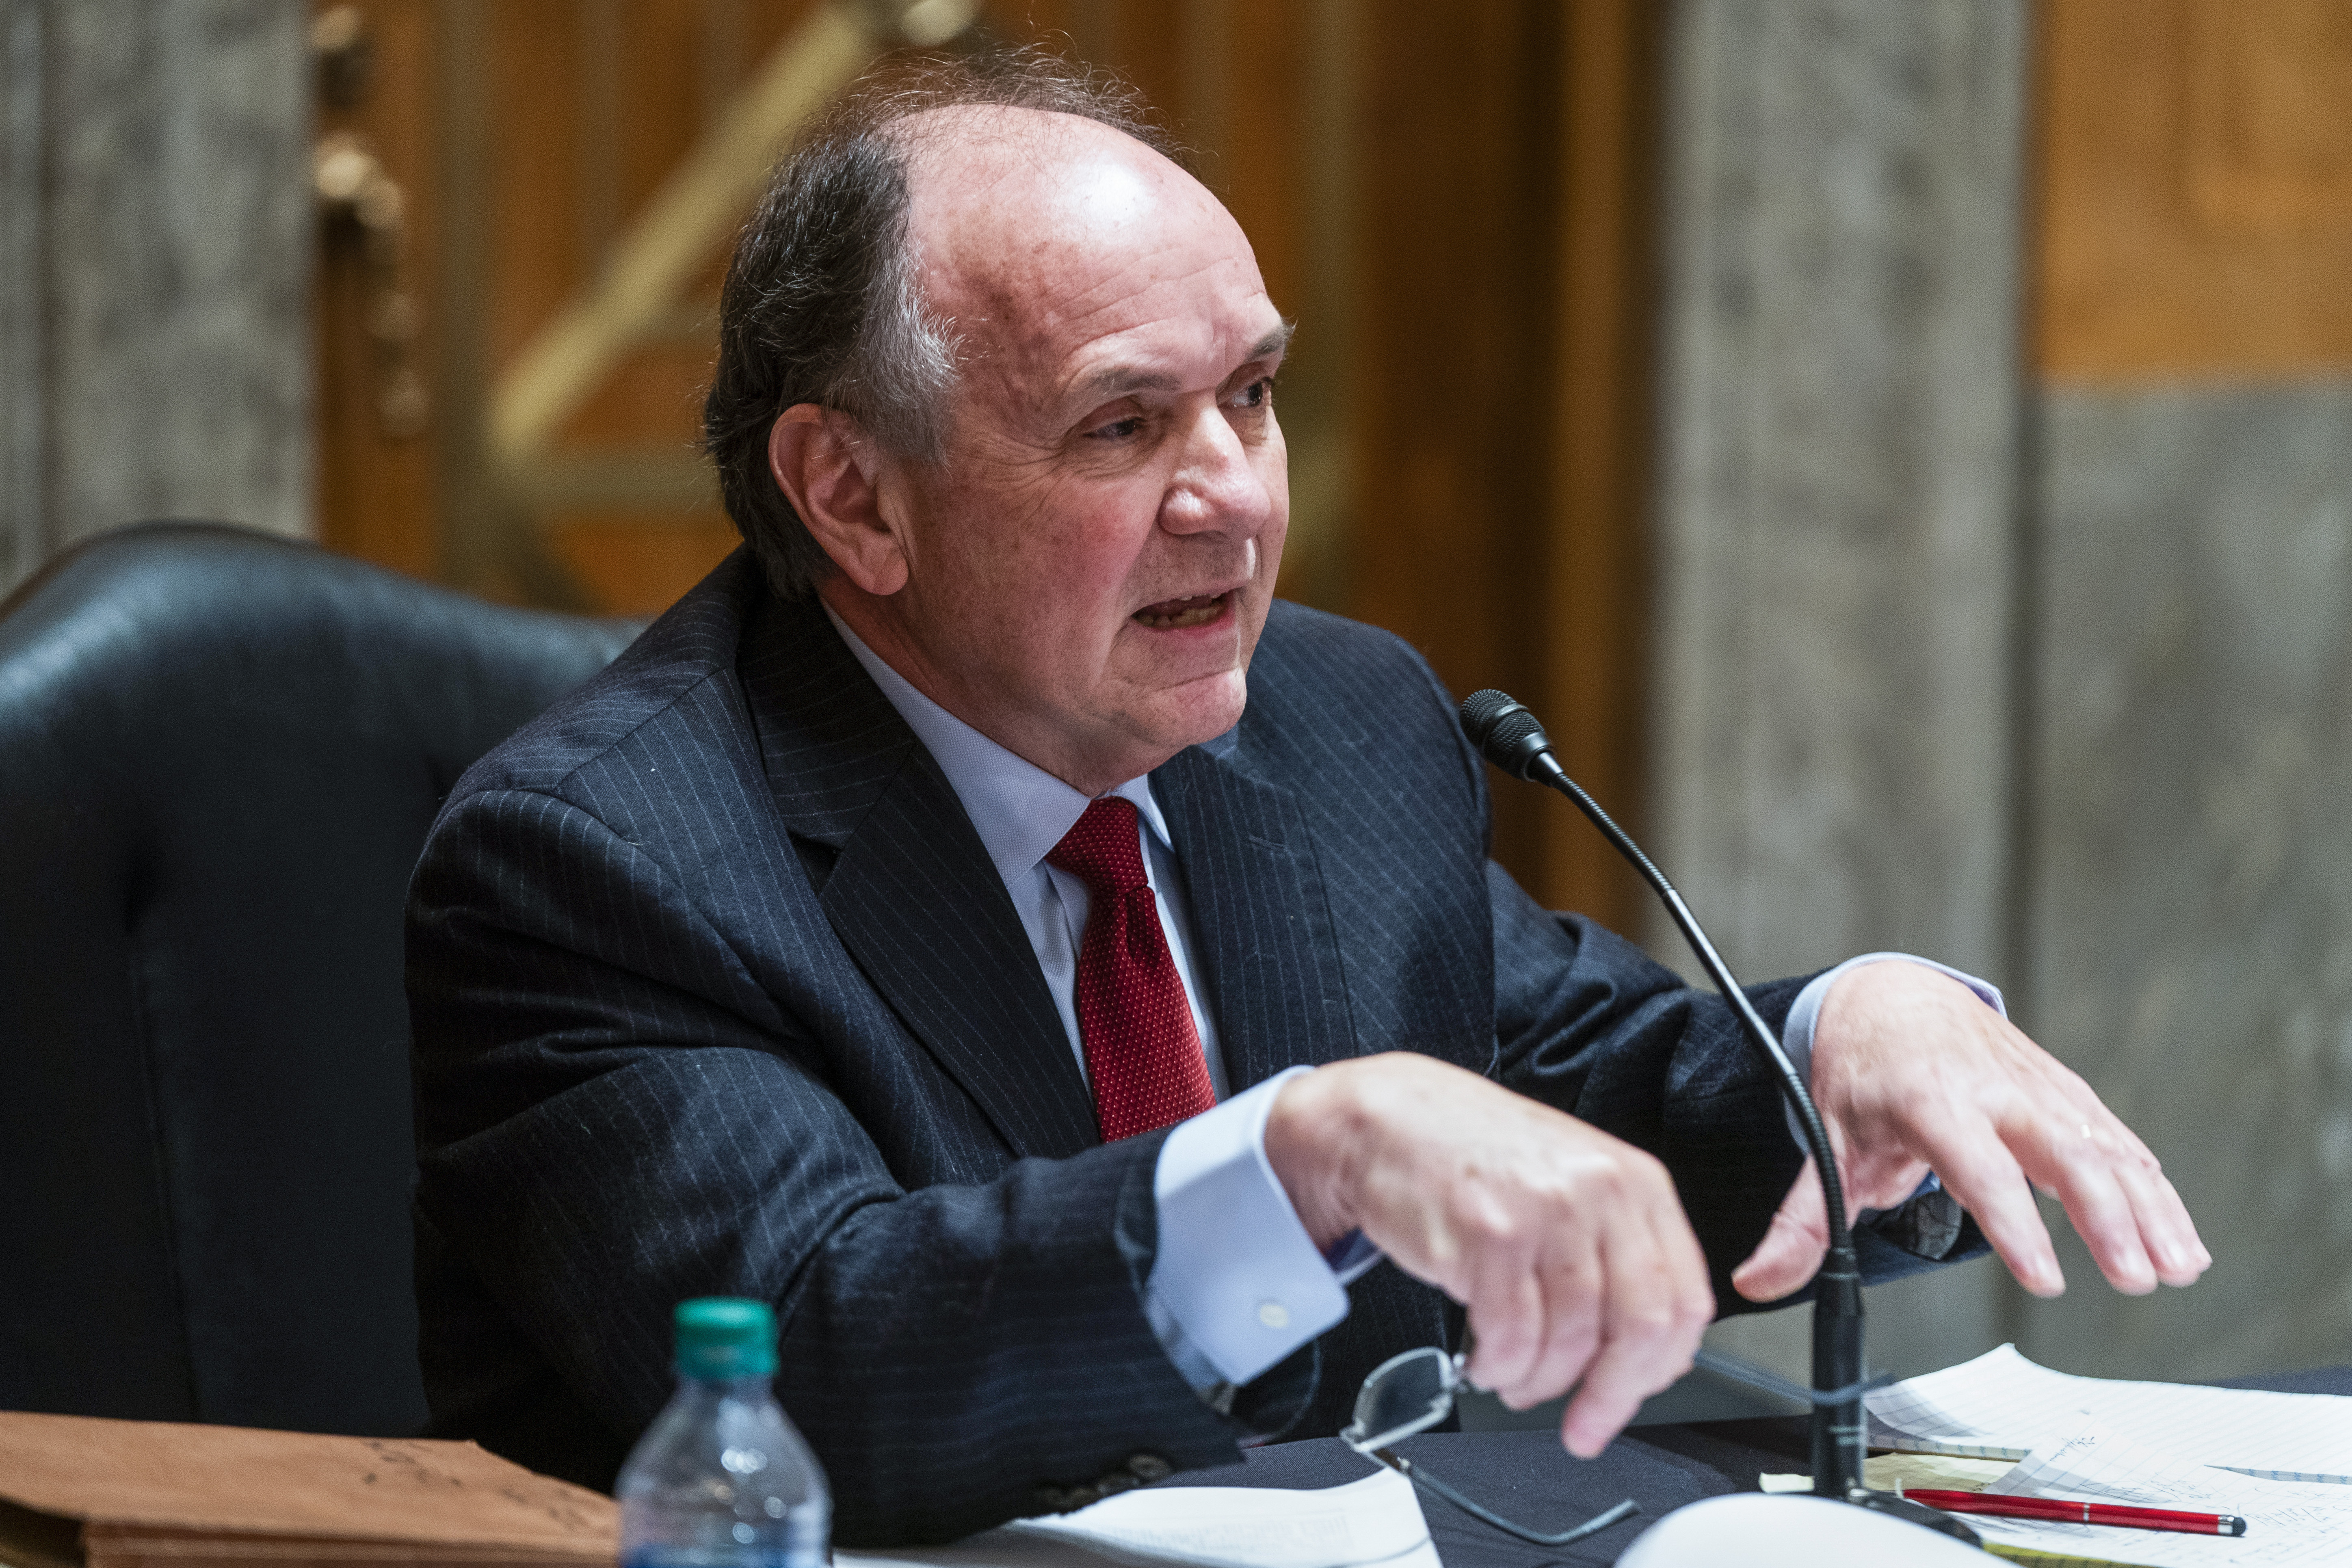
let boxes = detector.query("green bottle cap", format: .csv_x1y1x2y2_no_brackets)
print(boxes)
673,1297,778,1380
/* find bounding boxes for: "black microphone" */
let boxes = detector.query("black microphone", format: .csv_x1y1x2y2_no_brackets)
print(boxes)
1460,691,1972,1542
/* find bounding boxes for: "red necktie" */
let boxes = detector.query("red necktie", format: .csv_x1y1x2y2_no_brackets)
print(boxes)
1047,798,1217,1141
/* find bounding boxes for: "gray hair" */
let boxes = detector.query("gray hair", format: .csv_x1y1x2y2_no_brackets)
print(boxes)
703,47,1187,601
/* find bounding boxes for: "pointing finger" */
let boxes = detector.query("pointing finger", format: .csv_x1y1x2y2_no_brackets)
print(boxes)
2018,1112,2160,1295
1516,1231,1606,1411
1909,1112,2066,1297
1463,1245,1549,1400
2115,1159,2209,1286
1560,1215,1702,1458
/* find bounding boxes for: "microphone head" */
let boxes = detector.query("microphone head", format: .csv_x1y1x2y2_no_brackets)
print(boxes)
1458,688,1516,749
1458,689,1555,780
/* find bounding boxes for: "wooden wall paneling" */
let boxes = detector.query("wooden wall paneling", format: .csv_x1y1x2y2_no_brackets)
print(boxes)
475,0,826,613
2037,0,2352,381
1206,2,1356,614
1261,1,1358,617
313,0,444,582
1547,0,1661,935
1347,0,1560,893
478,0,603,606
526,0,772,614
314,0,830,607
444,0,591,605
485,2,586,415
435,0,510,599
1205,4,1303,310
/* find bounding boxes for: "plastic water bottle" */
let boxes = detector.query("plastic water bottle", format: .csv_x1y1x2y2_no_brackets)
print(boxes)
617,1298,830,1568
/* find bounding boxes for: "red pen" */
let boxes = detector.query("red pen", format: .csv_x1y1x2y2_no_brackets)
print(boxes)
1902,1489,2248,1538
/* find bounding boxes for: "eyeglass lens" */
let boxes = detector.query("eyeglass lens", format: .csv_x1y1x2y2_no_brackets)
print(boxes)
1345,1345,1641,1550
1345,1346,1459,1450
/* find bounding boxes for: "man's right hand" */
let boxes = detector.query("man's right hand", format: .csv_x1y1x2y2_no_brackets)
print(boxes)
1264,1055,1714,1458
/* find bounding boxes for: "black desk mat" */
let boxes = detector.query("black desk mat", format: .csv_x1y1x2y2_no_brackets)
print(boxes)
1157,1423,1792,1568
1155,1368,2351,1567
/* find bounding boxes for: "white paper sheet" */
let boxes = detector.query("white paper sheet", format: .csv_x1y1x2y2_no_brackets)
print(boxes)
1954,1423,2352,1566
1863,1345,2352,1484
838,1469,1437,1568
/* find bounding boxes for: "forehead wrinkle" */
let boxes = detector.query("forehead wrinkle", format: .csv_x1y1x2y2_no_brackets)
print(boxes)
958,252,1270,408
901,107,1279,426
1064,319,1293,407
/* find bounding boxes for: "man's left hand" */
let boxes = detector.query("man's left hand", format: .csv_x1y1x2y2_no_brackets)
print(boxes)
1730,962,2211,1304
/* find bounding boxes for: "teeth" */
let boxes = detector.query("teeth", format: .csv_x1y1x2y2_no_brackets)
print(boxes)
1135,594,1225,629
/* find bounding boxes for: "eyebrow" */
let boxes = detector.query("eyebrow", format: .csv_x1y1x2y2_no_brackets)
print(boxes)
1067,322,1296,405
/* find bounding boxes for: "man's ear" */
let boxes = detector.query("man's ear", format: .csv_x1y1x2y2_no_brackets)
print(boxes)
766,404,909,596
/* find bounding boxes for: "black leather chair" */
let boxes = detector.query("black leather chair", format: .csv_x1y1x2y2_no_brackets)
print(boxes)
0,523,640,1436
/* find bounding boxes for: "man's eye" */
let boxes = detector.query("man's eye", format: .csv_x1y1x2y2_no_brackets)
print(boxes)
1231,377,1274,410
1085,415,1145,441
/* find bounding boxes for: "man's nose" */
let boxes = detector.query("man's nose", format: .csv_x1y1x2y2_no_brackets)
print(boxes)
1158,401,1277,537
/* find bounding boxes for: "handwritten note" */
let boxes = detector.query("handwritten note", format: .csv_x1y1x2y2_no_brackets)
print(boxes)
1865,1346,2352,1485
1957,1423,2352,1566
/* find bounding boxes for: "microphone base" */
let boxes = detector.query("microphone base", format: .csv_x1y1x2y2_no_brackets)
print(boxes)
1809,1259,1867,1500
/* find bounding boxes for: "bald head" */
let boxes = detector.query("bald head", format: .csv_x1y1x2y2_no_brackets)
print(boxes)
892,106,1287,460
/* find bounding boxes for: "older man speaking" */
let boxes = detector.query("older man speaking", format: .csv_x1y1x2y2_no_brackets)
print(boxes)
406,51,2206,1548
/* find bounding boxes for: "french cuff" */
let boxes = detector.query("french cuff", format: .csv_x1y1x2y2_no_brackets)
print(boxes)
1780,953,2008,1225
1145,1066,1354,1403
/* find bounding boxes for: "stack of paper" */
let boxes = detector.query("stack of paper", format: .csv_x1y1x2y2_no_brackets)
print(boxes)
0,1412,616,1568
1969,1425,2352,1567
1861,1348,2352,1567
1865,1345,2352,1484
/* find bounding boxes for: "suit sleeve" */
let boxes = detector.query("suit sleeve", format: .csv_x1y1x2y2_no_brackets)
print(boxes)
406,786,1275,1545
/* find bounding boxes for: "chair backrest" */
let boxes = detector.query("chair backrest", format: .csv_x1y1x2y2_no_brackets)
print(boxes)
0,523,641,1436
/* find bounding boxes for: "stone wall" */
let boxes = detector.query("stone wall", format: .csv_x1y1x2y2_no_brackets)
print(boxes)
1652,0,2027,1380
0,0,312,595
2019,381,2352,1379
1652,0,2352,1393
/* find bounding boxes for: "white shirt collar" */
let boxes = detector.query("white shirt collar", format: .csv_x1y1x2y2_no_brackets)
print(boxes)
822,604,1175,889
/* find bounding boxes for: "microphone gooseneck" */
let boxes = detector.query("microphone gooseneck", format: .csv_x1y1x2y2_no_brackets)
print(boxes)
1459,689,1868,1503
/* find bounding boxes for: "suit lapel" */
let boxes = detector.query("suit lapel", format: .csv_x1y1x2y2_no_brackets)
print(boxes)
738,594,1097,1160
1153,742,1361,1092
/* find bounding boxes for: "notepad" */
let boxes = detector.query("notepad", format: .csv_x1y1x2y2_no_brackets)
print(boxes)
839,1469,1439,1568
1958,1422,2352,1567
1864,1346,2352,1485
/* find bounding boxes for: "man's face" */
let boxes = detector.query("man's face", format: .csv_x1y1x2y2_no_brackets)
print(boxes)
848,111,1290,793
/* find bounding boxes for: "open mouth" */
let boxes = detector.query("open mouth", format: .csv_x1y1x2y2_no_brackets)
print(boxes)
1132,592,1231,631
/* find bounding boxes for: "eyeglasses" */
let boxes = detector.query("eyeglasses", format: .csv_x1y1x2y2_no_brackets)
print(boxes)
1339,1347,1640,1549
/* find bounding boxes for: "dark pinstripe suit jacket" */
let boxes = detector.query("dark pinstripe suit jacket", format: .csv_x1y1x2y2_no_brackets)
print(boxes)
407,549,1859,1545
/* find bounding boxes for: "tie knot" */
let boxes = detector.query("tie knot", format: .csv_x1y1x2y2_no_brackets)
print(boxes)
1047,797,1149,894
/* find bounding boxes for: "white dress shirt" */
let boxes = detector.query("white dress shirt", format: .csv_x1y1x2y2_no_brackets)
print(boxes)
823,607,1994,1399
